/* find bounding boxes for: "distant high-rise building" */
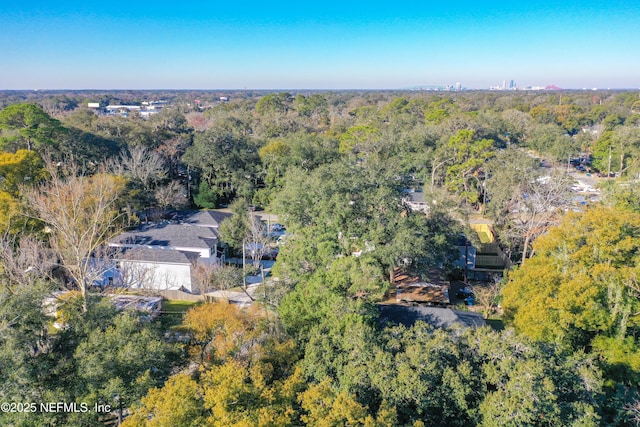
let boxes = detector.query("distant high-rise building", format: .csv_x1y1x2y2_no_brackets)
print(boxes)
509,80,515,89
455,82,461,91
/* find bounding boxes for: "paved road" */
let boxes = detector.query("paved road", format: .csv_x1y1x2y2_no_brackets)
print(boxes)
206,282,261,308
545,163,602,201
569,170,600,190
212,208,279,223
205,263,274,308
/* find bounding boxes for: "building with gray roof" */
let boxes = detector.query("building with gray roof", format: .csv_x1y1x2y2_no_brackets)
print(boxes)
175,209,231,229
378,304,486,329
104,210,232,293
110,223,218,258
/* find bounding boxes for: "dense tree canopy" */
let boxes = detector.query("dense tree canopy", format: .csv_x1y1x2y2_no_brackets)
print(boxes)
503,206,640,348
1,89,640,425
502,206,640,422
0,103,65,152
0,288,179,426
183,129,260,206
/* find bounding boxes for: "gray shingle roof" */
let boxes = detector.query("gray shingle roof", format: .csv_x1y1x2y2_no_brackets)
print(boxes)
113,247,197,264
174,210,231,228
378,304,486,329
110,223,217,250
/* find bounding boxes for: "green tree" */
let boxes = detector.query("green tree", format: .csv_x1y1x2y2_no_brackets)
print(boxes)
444,129,495,204
0,103,65,152
484,147,539,220
503,206,640,348
424,97,458,124
72,309,178,417
554,103,584,134
58,127,122,166
294,94,329,125
0,288,180,427
0,279,63,427
529,105,555,124
592,127,640,176
218,198,251,253
528,123,579,162
601,180,640,213
193,181,218,209
297,318,602,426
257,138,291,202
183,129,260,203
339,125,380,155
256,93,292,116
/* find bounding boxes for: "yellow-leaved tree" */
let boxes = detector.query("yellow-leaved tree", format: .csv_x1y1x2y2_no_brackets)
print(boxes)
181,302,266,366
125,302,308,426
0,149,46,233
503,206,640,350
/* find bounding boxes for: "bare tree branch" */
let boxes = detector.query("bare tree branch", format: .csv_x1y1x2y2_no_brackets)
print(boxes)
109,146,166,190
24,160,125,309
0,234,55,292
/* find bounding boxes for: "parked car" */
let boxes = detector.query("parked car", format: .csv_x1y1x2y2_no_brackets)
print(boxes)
270,223,284,232
261,247,279,260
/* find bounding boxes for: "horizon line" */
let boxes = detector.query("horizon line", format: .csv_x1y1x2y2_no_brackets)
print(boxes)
2,87,640,92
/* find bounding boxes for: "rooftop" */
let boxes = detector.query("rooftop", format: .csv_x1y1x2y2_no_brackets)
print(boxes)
396,282,450,305
405,191,426,204
110,295,163,315
378,304,486,329
173,209,232,229
112,247,198,264
110,223,218,251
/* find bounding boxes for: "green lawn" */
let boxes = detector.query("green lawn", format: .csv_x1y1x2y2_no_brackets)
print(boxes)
158,300,201,329
162,299,200,314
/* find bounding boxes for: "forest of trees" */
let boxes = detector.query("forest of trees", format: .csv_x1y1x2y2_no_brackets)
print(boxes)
1,89,640,425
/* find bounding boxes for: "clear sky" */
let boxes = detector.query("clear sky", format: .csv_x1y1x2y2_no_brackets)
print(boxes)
1,0,639,90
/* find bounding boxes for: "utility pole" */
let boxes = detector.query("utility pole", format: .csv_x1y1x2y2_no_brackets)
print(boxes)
117,398,122,426
242,240,246,291
464,239,469,284
261,264,269,321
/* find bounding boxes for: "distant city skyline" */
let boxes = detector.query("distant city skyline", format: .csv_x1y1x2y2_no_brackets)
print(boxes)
1,1,639,90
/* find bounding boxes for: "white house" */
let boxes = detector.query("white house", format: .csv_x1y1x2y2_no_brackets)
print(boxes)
104,210,232,293
111,248,198,292
110,223,219,258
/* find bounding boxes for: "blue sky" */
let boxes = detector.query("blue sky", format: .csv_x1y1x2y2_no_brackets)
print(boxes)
1,0,639,90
